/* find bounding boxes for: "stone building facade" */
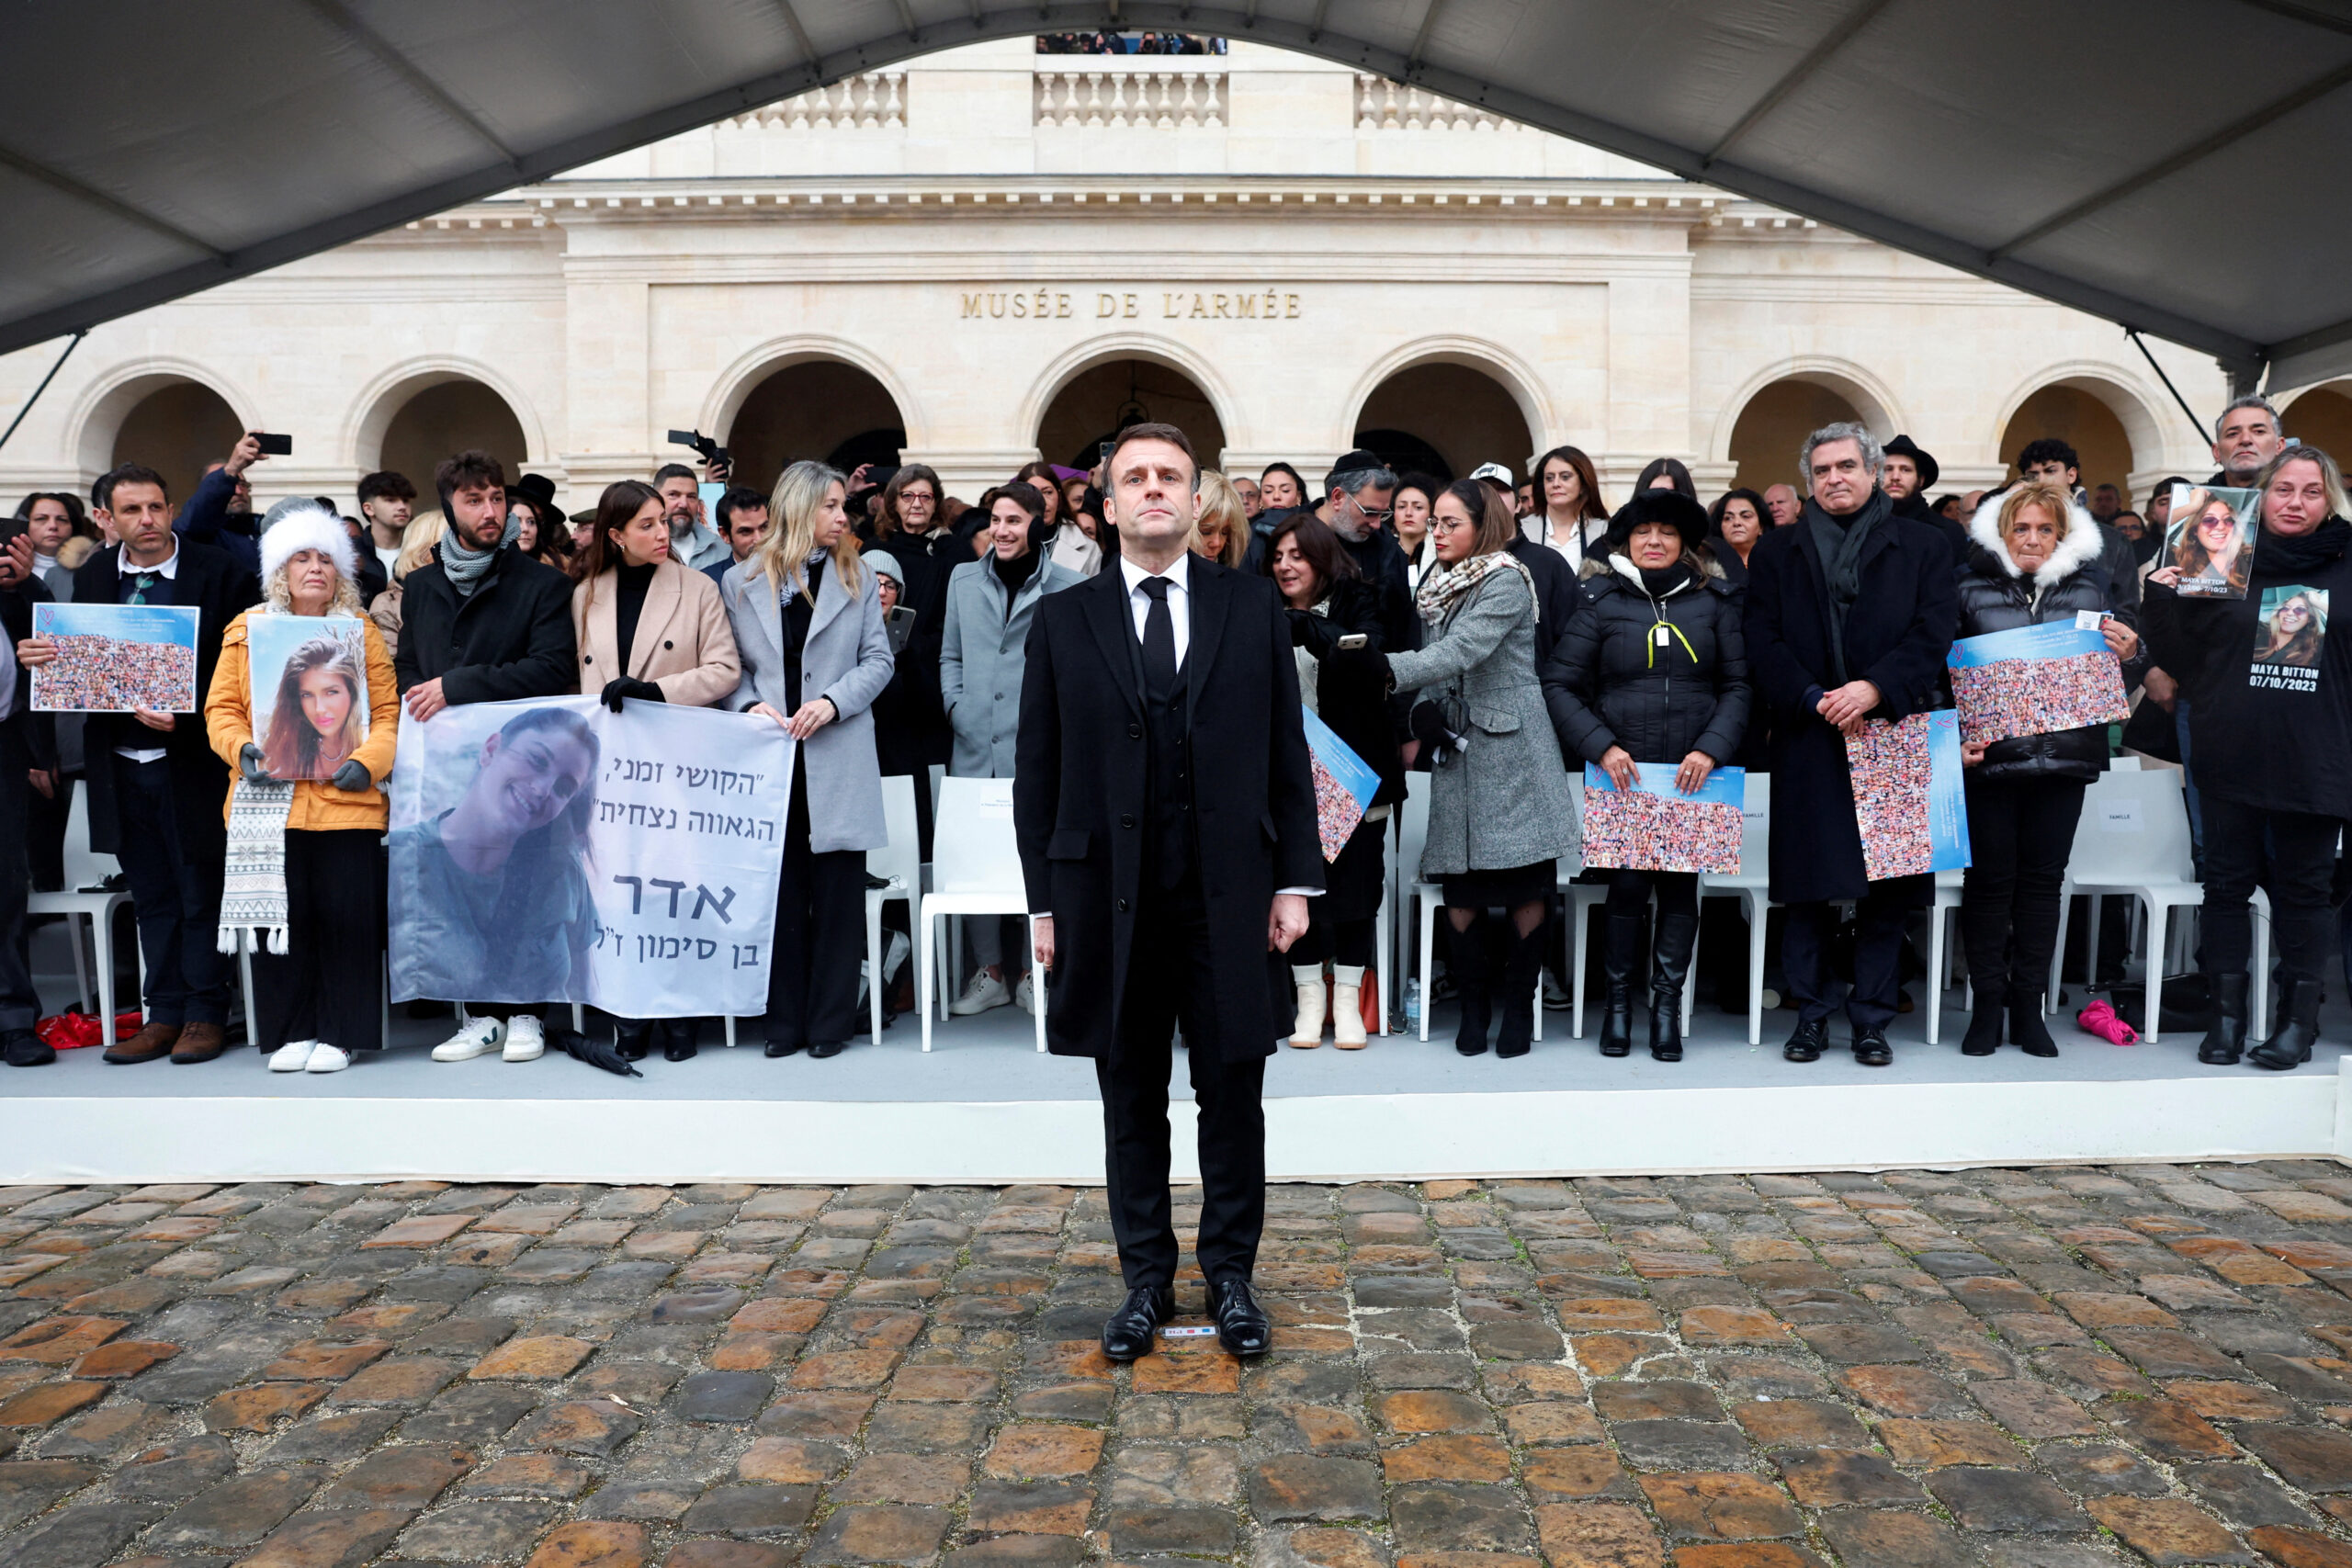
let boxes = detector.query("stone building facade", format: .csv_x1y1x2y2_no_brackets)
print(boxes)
5,39,2335,516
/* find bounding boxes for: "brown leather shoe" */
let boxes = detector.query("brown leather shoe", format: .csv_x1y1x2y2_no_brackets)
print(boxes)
171,1022,227,1065
104,1021,180,1064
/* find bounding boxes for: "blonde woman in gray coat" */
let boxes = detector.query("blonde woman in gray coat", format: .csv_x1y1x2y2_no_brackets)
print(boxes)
939,481,1081,1016
1378,478,1575,1059
723,460,896,1060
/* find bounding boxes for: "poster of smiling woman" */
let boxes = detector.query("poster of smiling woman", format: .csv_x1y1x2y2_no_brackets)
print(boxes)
388,695,794,1015
246,615,369,781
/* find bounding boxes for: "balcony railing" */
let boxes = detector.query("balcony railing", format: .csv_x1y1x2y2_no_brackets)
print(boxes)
1034,68,1227,129
731,73,907,130
1355,75,1524,133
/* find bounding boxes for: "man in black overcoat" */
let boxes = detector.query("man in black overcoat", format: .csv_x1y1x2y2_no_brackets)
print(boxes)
21,468,256,1064
0,534,58,1066
1014,423,1323,1361
1743,423,1956,1067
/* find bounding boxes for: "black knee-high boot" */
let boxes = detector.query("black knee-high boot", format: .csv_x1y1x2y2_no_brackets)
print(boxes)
1449,917,1494,1056
1648,911,1697,1062
1600,914,1641,1058
1495,925,1546,1059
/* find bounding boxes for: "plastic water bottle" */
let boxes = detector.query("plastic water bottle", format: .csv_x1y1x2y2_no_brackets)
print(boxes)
1404,977,1421,1033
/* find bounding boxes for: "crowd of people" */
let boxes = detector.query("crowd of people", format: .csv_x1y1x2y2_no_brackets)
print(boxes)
2,393,2346,1080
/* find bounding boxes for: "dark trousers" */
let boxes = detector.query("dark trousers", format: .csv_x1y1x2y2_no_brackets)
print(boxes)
27,767,70,892
2205,797,2337,991
1960,775,2086,994
0,728,35,1032
1784,889,1909,1032
1096,876,1266,1292
1305,913,1374,967
114,755,229,1027
764,773,865,1048
249,830,383,1053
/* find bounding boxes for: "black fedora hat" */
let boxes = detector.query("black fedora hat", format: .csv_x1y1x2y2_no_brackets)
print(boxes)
1883,434,1939,491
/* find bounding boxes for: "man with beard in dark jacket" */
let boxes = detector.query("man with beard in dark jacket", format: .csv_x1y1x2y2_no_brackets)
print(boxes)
1745,423,1958,1068
1318,454,1420,658
393,449,579,1065
1881,435,1969,563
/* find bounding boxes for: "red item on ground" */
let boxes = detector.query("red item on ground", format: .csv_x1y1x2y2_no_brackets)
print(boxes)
2076,997,2139,1045
32,1008,142,1050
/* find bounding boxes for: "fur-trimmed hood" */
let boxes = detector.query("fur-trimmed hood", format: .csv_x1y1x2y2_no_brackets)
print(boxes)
1965,490,2105,584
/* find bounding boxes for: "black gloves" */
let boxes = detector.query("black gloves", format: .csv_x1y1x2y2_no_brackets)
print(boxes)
1287,608,1343,657
330,760,371,793
601,677,665,712
238,743,276,784
1409,701,1468,761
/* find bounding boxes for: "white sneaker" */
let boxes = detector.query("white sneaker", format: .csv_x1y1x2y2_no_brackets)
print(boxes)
949,970,1011,1016
503,1015,546,1062
305,1045,351,1074
267,1041,316,1073
432,1017,504,1062
1013,973,1036,1015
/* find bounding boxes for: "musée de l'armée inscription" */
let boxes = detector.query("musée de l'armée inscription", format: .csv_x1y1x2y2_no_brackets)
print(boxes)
959,289,1304,321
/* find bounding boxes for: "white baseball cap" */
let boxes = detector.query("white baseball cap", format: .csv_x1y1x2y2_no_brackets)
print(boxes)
1467,462,1516,486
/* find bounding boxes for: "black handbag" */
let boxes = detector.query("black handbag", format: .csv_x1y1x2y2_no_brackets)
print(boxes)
2106,973,2211,1033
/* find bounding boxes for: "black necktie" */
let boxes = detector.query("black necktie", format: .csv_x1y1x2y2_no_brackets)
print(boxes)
1138,577,1177,702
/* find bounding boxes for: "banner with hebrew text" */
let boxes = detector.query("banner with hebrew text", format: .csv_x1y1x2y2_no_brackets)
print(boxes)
389,695,794,1015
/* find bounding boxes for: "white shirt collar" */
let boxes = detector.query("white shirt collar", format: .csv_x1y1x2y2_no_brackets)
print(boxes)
1119,551,1191,597
121,539,180,578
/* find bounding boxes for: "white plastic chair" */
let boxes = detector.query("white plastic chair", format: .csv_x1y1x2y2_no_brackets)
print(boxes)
919,777,1045,1053
864,774,922,1042
1921,870,1963,1044
1695,773,1775,1046
1553,859,1615,1040
28,780,135,1050
2050,768,2265,1043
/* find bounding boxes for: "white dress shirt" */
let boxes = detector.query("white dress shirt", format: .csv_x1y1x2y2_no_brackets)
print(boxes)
1119,551,1191,665
113,541,180,764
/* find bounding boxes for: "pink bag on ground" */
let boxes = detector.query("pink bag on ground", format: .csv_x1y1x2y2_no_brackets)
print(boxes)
2076,997,2139,1045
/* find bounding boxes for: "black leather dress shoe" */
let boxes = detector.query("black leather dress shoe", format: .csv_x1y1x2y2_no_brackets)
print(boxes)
764,1039,804,1058
808,1040,844,1059
1206,1276,1272,1356
1782,1018,1826,1063
1851,1027,1893,1067
2,1030,53,1068
1100,1284,1173,1361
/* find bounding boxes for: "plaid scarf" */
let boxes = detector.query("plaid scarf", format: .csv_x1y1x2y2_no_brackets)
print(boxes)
1414,548,1538,629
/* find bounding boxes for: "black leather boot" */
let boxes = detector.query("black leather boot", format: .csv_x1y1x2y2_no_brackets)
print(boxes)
2251,979,2322,1070
662,1017,700,1063
1599,913,1641,1058
2197,973,2249,1066
614,1020,654,1062
1494,924,1546,1059
1960,976,2003,1056
1647,911,1697,1062
1449,916,1494,1056
2007,986,2058,1058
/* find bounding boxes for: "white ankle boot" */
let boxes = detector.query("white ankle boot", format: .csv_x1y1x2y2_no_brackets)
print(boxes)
1331,965,1368,1049
1288,964,1328,1047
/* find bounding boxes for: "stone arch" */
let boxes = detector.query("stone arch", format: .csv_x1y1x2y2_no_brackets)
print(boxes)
705,336,926,453
1019,335,1243,472
707,343,918,496
68,359,257,488
345,359,548,478
2280,380,2352,464
1993,367,2170,498
1341,337,1552,484
1711,358,1905,486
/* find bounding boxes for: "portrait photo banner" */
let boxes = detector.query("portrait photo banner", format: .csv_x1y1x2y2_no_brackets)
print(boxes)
389,696,795,1015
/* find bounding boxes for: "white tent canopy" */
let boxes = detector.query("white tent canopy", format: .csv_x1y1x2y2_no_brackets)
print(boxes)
6,1,2348,389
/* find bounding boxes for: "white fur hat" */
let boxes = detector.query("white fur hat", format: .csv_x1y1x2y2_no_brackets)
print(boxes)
258,502,359,588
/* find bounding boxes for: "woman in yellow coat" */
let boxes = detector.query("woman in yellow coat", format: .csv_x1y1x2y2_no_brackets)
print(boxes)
205,506,399,1074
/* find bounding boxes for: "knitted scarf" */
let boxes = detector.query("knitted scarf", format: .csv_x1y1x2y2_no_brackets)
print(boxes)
217,608,298,956
1414,548,1538,628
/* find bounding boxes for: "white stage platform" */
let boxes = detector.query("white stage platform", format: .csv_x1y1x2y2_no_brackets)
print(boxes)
8,912,2349,1182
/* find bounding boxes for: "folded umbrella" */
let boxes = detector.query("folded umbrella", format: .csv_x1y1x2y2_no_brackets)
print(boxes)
549,1027,645,1078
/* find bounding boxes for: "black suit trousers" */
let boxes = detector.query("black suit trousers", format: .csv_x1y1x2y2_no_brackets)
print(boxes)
763,765,865,1049
114,753,230,1028
1094,874,1266,1293
0,726,35,1032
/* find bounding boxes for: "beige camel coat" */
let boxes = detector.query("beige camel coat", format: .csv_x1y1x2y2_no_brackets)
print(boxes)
571,557,741,707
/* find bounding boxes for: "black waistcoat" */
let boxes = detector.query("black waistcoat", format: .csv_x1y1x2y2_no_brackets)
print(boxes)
1141,653,1194,892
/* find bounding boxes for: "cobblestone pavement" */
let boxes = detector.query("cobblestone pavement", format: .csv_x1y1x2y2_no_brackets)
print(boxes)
10,1171,2352,1568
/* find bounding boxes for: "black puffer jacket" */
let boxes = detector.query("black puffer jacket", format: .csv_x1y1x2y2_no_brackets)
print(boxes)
1543,557,1748,768
1954,494,2142,783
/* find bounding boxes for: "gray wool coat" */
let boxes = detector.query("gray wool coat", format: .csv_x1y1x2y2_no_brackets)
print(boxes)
1385,566,1577,878
722,555,897,854
940,553,1084,778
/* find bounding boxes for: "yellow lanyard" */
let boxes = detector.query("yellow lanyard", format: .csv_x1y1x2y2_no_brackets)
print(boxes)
1645,616,1697,669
